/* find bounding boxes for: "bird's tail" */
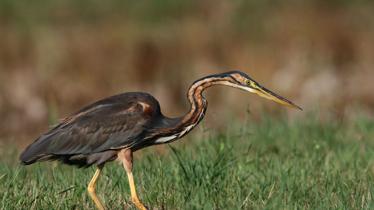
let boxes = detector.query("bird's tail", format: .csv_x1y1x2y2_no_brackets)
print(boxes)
19,135,54,165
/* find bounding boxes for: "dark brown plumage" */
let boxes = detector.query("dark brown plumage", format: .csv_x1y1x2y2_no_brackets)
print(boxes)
19,71,301,210
20,92,176,166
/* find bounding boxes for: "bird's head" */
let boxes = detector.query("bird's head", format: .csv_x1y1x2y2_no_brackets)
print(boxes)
214,71,302,110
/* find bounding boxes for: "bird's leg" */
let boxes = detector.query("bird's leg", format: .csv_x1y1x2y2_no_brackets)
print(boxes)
88,165,105,210
119,149,147,210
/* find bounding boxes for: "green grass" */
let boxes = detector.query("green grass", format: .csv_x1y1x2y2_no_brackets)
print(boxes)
1,114,374,209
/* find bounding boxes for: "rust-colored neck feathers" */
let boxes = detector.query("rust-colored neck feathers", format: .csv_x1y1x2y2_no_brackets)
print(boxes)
180,76,230,127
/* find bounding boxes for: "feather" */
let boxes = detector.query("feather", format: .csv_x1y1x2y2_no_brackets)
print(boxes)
20,92,160,166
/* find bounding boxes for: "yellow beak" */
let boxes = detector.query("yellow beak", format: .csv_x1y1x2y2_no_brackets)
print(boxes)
252,85,302,110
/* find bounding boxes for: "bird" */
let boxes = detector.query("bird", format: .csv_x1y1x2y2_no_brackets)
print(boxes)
20,70,301,210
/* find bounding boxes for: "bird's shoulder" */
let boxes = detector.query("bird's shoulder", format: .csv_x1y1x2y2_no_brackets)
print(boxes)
58,92,161,128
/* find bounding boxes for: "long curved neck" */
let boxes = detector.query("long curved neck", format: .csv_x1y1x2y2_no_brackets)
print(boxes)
153,74,237,141
179,76,223,127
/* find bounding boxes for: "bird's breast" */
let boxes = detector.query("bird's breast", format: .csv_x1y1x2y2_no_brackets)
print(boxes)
154,135,178,144
153,123,197,144
177,124,195,138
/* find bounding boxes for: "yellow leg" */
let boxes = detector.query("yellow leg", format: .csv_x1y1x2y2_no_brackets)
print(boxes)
118,149,147,210
126,171,147,210
88,166,105,210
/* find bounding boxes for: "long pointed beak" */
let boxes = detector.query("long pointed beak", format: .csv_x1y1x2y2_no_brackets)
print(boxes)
251,85,302,110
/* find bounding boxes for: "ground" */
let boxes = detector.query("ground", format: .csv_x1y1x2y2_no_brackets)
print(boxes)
1,114,373,209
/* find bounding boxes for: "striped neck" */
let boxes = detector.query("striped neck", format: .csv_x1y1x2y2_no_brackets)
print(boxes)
154,72,244,141
180,75,227,127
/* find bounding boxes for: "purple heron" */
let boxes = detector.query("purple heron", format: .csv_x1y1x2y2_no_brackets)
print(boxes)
20,71,301,209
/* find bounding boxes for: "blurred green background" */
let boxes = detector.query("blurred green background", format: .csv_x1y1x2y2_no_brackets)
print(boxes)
0,0,373,147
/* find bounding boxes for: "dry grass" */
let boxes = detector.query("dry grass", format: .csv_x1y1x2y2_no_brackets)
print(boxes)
0,0,373,144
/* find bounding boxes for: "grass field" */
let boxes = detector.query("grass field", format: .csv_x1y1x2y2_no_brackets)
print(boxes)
1,114,374,210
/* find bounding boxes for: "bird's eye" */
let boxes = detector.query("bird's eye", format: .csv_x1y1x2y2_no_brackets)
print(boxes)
247,80,258,88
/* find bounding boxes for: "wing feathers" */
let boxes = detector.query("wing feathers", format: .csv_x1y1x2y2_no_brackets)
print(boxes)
20,93,159,166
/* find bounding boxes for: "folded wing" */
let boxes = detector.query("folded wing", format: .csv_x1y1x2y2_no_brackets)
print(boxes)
20,93,158,166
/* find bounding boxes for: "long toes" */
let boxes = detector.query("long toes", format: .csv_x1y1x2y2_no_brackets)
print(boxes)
131,199,148,210
135,203,147,210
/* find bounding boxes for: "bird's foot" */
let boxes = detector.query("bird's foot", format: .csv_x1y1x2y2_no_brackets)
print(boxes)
131,197,148,210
